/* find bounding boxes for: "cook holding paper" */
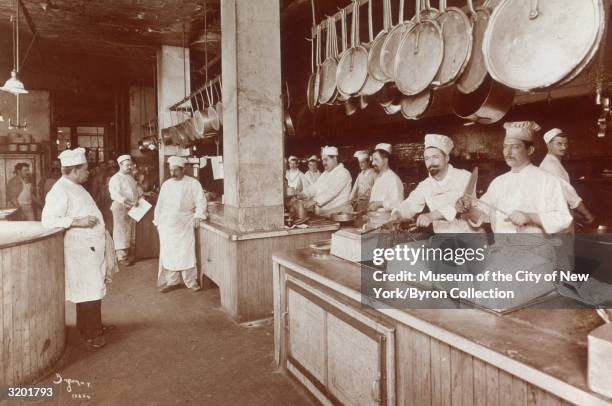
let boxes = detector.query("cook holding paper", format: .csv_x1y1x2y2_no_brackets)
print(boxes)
390,134,478,233
298,146,352,218
108,154,142,266
457,121,572,233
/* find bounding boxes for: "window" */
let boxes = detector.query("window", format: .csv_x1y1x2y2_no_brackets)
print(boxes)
76,127,105,163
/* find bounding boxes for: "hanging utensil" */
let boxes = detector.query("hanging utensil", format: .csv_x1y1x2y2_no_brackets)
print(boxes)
368,0,393,82
483,0,605,92
318,16,339,105
336,8,352,102
380,0,413,81
401,89,432,119
345,96,359,116
337,0,370,97
214,79,223,126
307,30,318,111
456,0,491,94
452,75,514,124
431,0,472,88
394,0,444,96
360,0,385,96
205,84,220,131
309,24,323,110
193,89,205,138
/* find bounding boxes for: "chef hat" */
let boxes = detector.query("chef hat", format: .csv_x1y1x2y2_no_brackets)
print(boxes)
117,154,131,164
374,143,392,154
353,150,370,161
503,121,541,142
58,148,87,167
288,155,298,162
543,128,565,144
308,155,319,162
321,146,339,157
168,156,186,168
424,134,454,155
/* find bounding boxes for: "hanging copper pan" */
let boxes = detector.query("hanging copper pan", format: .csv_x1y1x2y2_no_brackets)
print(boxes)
318,16,339,105
452,75,515,124
306,27,318,112
214,80,223,126
401,89,432,119
376,83,402,107
336,8,352,102
456,0,491,94
368,0,393,82
379,0,412,82
193,90,206,138
483,0,605,92
205,86,220,131
337,1,370,97
308,24,322,110
345,96,359,116
394,0,444,96
359,0,385,96
431,0,472,88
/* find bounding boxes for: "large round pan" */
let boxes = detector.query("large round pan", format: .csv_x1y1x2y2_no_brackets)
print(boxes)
483,0,605,91
367,0,393,82
431,0,472,88
452,75,515,124
308,24,323,111
318,16,340,105
335,8,352,102
394,0,444,96
380,0,414,82
337,2,369,97
456,0,491,94
359,0,385,96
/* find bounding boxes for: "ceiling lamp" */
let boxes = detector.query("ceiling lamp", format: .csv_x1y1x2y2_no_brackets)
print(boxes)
0,1,28,96
0,71,28,95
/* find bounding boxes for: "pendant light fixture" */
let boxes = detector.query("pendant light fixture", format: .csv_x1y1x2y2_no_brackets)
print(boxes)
0,0,28,95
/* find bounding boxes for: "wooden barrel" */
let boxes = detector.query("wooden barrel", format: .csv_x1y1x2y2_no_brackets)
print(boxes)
0,222,65,385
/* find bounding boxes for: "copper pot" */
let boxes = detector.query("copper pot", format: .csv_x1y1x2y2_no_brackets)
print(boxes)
452,75,515,124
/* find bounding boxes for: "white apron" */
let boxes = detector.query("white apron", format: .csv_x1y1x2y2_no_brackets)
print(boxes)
111,201,135,250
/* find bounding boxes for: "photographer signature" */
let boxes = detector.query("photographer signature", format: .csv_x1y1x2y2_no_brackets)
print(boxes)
52,373,92,399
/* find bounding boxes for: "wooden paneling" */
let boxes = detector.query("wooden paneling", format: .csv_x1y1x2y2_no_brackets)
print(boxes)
199,226,334,322
1,232,65,386
396,324,572,406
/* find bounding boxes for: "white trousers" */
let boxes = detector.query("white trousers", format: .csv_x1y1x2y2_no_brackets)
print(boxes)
159,266,198,289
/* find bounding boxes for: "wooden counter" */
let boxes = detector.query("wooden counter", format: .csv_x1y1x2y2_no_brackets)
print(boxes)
198,217,339,322
273,248,612,406
0,222,65,385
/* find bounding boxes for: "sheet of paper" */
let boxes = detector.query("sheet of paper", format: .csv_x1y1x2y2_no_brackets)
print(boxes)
128,198,152,222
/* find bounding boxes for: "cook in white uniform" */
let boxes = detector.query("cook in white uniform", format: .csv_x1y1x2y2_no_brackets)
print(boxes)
349,150,376,212
459,122,572,234
299,146,352,217
42,147,118,349
391,134,478,233
303,155,321,189
108,154,141,265
285,155,307,192
368,143,404,212
154,156,207,293
540,128,594,226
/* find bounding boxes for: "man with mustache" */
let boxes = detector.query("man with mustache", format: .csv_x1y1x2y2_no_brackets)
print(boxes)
368,143,404,212
458,121,572,233
390,134,477,232
540,128,594,227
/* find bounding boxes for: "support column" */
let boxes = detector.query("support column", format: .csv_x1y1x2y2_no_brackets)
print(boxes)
156,46,190,181
221,0,284,232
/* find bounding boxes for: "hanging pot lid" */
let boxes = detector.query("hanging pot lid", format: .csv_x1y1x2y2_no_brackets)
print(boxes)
400,89,432,119
483,0,605,91
456,0,490,94
368,0,393,82
379,0,413,82
394,0,444,96
432,0,473,88
360,0,385,96
337,1,370,97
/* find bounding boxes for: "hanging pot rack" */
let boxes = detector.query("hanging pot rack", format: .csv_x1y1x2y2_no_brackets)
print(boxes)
168,76,222,112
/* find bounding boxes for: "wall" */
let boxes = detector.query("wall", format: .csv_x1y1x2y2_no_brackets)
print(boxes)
0,90,51,142
128,86,156,158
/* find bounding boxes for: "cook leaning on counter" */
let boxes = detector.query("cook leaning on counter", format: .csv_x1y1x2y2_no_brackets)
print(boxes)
298,146,353,217
390,134,478,233
457,121,572,234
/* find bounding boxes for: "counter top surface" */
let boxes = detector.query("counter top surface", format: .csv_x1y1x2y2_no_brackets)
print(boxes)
0,221,64,249
273,248,612,405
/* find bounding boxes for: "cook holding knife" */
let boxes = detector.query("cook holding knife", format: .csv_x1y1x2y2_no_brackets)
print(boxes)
368,143,404,212
457,121,572,234
390,134,478,233
298,146,352,218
